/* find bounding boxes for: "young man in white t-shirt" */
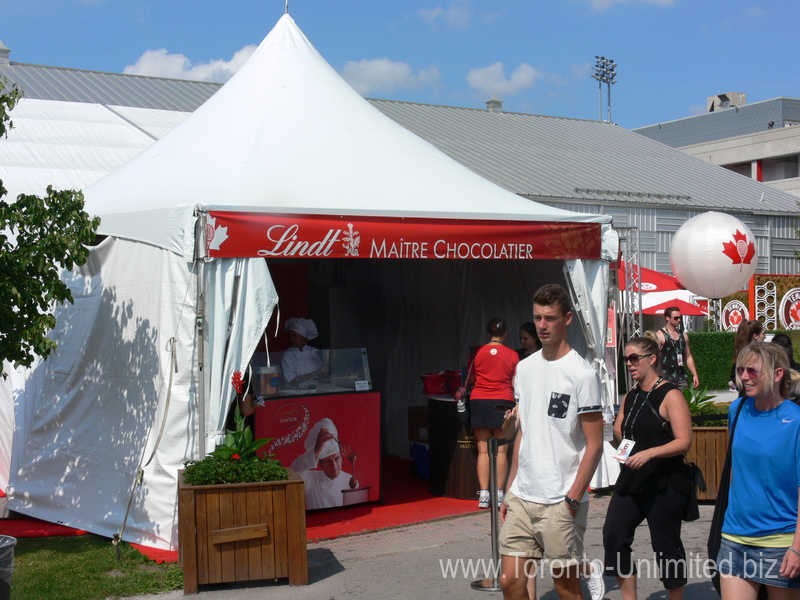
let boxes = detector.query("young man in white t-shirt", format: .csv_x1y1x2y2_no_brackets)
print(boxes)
499,283,605,600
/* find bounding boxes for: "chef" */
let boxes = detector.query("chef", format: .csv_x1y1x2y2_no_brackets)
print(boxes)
281,317,328,389
290,418,357,509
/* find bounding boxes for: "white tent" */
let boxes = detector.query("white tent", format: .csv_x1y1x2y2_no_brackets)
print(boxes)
6,14,617,550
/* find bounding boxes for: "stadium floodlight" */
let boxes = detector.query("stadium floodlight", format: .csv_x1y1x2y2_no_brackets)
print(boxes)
591,56,617,122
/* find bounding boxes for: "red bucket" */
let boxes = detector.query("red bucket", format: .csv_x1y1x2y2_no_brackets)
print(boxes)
420,371,448,395
445,369,463,394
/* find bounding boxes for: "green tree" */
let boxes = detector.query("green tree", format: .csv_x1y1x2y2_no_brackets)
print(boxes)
0,78,100,376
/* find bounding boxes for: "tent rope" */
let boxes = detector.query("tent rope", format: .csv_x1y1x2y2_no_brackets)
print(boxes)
265,304,280,367
143,337,178,468
113,257,197,549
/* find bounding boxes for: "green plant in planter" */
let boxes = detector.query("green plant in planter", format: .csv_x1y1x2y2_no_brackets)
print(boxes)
183,372,288,485
684,382,728,426
683,382,717,414
209,403,271,461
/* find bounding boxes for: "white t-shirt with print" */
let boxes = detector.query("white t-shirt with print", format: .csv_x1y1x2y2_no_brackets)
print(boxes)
509,348,602,504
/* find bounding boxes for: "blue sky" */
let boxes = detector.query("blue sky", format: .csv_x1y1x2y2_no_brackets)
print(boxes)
2,0,798,129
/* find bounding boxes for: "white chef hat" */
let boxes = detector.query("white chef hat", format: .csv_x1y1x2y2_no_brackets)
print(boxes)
306,417,340,460
285,317,318,341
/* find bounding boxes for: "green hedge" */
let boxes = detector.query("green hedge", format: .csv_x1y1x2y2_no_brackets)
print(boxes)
686,330,800,390
686,332,735,389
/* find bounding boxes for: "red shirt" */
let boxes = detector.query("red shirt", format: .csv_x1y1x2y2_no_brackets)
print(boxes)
470,343,519,400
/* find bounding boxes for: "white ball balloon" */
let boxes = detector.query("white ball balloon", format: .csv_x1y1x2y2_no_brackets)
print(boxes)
669,211,758,299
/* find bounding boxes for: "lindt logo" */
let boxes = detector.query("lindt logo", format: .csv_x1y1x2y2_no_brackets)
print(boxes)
257,224,342,257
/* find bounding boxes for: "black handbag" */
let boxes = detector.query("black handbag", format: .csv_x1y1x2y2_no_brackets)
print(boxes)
707,398,747,597
642,393,705,522
681,461,705,522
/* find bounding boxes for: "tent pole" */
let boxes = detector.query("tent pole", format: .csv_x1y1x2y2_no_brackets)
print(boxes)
195,213,208,460
196,259,206,459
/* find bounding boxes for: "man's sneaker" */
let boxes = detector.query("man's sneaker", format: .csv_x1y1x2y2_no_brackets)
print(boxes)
478,489,490,509
496,489,505,507
586,559,605,600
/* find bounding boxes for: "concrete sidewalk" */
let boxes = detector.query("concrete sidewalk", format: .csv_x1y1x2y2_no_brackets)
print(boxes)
125,494,721,600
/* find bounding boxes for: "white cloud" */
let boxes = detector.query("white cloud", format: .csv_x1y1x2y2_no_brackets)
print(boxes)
466,62,542,97
341,58,441,95
585,0,675,10
743,5,765,18
123,45,257,82
571,62,592,79
419,1,472,28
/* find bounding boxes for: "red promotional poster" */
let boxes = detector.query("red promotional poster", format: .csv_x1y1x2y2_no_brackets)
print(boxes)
254,393,381,511
205,212,602,260
606,302,617,347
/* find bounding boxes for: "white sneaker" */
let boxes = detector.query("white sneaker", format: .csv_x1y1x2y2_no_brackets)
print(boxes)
478,489,490,509
585,559,605,600
497,489,505,507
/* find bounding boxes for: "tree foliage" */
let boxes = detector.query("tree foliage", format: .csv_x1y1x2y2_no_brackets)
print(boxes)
0,77,100,376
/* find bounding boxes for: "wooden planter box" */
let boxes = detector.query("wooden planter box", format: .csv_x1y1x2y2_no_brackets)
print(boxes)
178,468,308,594
686,426,728,501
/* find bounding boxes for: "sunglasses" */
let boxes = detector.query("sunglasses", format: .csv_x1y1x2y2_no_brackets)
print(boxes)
736,366,764,379
622,353,653,364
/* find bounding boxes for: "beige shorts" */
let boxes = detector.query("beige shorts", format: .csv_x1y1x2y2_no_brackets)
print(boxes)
499,491,588,563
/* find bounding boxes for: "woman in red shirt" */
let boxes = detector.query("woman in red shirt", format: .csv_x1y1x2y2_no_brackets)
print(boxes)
467,318,519,508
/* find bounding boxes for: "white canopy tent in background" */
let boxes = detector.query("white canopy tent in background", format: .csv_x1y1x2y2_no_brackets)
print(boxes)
6,14,617,550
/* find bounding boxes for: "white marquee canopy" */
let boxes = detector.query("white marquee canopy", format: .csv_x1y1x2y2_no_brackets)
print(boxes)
84,15,612,261
6,15,617,551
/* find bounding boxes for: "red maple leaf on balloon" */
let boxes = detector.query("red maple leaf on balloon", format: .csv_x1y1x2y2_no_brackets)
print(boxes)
721,230,756,269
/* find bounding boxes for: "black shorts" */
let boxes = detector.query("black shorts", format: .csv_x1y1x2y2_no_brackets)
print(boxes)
469,398,515,429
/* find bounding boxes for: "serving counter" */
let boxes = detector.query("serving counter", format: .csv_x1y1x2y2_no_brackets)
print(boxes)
252,348,380,511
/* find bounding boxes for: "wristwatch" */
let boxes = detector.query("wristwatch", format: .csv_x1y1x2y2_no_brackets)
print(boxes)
565,496,581,511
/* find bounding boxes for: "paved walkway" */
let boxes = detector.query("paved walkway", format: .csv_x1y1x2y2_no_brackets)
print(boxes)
125,494,721,600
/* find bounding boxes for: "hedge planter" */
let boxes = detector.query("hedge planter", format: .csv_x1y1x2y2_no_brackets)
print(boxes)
686,426,728,501
178,468,308,593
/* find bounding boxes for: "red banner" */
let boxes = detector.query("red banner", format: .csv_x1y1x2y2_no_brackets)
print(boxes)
205,212,602,260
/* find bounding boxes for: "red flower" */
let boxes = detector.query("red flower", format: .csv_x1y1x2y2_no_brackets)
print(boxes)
231,371,245,394
231,454,241,460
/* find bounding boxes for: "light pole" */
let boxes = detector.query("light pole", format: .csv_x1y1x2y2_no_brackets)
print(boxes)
591,56,617,122
592,56,603,121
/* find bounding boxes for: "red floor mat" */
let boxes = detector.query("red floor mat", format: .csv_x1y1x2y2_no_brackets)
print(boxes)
306,457,478,540
2,457,480,564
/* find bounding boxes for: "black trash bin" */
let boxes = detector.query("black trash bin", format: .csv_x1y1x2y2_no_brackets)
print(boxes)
0,535,16,600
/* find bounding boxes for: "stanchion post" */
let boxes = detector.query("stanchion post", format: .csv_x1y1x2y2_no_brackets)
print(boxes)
470,436,508,592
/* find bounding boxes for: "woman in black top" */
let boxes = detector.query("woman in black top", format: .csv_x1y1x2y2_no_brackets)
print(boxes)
603,336,693,600
515,321,540,360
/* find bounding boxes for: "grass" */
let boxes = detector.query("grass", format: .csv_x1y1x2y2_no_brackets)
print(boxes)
12,534,183,600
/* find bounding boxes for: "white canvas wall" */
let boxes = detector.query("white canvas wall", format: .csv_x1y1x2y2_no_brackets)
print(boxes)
7,237,277,550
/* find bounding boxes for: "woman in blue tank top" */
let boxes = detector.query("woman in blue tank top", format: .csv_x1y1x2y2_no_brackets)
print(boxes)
718,342,800,597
